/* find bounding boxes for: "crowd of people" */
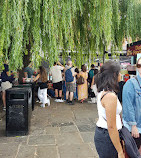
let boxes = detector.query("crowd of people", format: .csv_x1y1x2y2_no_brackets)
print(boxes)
0,60,98,109
49,60,98,105
0,58,141,157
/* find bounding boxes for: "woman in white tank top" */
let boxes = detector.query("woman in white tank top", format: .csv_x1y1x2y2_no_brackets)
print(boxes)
94,61,124,158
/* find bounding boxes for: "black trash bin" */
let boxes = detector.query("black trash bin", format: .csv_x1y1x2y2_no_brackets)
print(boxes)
6,87,32,136
13,83,35,110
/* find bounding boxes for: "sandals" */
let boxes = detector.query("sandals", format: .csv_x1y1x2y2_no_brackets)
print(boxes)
80,99,85,103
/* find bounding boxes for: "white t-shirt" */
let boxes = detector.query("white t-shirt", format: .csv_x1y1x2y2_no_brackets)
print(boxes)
50,65,64,83
96,91,122,130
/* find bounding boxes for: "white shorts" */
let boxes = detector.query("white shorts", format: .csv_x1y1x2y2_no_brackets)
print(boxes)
1,81,12,92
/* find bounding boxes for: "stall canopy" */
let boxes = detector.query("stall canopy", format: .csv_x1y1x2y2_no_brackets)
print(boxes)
127,41,141,56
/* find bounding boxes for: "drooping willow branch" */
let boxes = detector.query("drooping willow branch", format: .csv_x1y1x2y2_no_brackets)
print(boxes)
0,0,140,70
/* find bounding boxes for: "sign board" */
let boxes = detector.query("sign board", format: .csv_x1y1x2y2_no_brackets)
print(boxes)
127,41,141,56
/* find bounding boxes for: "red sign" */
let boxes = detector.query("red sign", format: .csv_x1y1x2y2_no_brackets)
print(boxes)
124,74,130,82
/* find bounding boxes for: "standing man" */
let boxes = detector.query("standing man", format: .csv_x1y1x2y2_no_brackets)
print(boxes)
50,61,64,102
88,64,95,98
24,62,34,79
65,61,77,105
88,64,95,85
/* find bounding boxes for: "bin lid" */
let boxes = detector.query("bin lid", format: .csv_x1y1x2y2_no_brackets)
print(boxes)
13,84,32,87
6,87,31,92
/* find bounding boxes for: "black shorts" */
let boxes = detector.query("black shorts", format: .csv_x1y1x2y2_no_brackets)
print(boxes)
133,134,141,149
53,81,62,90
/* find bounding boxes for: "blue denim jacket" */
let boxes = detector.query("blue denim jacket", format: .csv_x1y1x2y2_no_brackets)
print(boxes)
122,75,141,133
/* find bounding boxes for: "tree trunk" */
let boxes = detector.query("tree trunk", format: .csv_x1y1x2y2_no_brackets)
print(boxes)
18,42,31,83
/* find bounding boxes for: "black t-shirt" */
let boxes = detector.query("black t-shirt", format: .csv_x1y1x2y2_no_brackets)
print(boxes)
38,82,48,89
1,64,14,82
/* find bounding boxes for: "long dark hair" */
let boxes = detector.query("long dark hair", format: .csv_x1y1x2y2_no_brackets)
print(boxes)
81,64,87,72
39,66,47,82
95,60,120,93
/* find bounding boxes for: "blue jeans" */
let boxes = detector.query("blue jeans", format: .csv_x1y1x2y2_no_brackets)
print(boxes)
47,89,55,97
73,86,78,99
63,81,66,100
94,126,118,158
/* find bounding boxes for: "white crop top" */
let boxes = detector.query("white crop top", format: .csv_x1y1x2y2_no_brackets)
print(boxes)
96,91,122,130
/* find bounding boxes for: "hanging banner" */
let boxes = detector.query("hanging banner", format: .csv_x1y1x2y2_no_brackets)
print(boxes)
127,41,141,56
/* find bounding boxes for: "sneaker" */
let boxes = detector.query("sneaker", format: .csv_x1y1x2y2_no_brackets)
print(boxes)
58,99,64,103
88,101,94,104
36,100,42,103
55,99,59,102
88,98,97,104
40,104,45,108
47,99,50,106
91,98,97,103
3,107,6,111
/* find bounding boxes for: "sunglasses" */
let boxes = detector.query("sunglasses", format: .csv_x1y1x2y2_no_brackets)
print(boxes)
136,64,141,68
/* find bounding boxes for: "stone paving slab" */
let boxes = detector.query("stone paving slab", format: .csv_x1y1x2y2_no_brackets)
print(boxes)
0,135,28,145
80,132,94,143
51,121,74,127
0,99,99,158
50,117,74,125
60,125,78,133
28,135,55,145
77,124,96,132
0,142,19,158
89,143,99,158
35,146,58,158
75,118,95,126
29,129,46,136
73,110,97,120
56,133,83,145
45,127,60,135
58,144,95,158
16,145,35,158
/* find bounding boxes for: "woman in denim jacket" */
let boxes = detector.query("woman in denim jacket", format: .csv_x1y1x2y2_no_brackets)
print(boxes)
122,57,141,154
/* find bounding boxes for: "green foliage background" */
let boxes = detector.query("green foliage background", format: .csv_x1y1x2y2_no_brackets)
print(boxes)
0,0,141,69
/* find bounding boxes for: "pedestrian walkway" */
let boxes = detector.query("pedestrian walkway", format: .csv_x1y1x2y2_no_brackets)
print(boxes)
0,99,98,158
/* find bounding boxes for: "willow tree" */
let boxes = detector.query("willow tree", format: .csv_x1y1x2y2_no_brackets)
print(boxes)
0,0,141,69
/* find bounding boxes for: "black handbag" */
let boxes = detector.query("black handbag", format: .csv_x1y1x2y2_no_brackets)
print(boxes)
77,76,84,85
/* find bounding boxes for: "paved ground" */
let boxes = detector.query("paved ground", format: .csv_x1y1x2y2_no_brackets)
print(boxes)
0,98,99,158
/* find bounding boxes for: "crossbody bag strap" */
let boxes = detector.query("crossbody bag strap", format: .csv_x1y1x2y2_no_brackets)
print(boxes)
135,76,141,89
100,91,113,101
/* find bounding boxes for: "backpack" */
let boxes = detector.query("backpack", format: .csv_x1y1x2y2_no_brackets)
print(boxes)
88,69,94,83
65,68,74,82
89,69,94,79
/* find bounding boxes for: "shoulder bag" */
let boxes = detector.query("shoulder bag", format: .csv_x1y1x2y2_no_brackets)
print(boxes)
77,76,84,85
